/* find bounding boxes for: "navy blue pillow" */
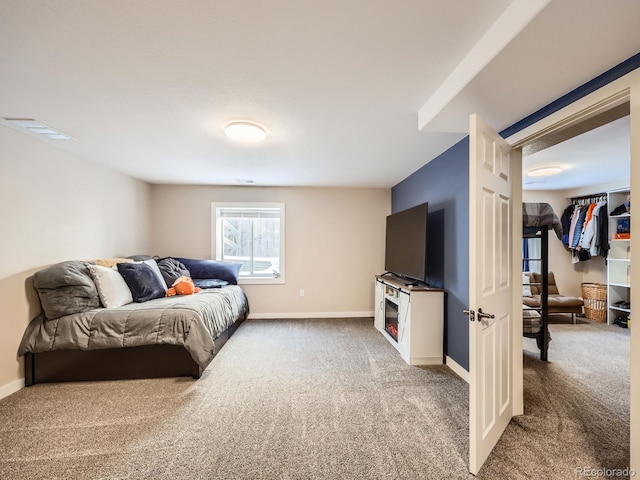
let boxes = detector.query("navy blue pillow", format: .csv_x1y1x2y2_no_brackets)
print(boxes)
193,278,229,289
117,262,166,303
172,258,242,285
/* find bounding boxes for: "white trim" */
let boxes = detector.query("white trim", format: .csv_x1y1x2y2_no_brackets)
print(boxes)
502,67,640,471
238,277,285,285
629,68,640,474
408,356,444,366
505,72,638,147
511,147,524,417
418,0,550,131
211,202,286,284
248,311,373,320
0,378,24,400
446,356,469,383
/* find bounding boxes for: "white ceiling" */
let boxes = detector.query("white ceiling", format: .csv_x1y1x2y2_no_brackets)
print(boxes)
523,116,630,191
2,0,640,188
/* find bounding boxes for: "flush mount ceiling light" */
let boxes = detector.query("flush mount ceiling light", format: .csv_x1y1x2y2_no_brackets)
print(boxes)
224,121,267,143
3,118,72,140
527,165,563,177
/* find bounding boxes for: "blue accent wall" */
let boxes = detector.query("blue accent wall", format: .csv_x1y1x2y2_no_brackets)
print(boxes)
391,52,640,373
392,137,470,369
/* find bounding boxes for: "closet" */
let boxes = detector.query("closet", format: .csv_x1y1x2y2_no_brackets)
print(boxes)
562,189,632,326
607,188,631,326
522,114,631,366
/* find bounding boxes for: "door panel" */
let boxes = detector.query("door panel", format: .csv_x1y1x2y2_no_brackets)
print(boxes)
469,114,514,475
500,196,510,287
499,313,511,414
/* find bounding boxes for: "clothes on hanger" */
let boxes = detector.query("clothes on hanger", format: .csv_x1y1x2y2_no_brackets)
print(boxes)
594,202,609,257
565,197,608,263
560,205,574,246
570,206,588,249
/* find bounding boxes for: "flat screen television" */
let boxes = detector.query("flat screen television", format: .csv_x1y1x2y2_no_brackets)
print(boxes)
384,202,428,284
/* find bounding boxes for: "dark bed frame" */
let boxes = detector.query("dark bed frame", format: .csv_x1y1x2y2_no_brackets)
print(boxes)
24,317,245,386
523,225,550,361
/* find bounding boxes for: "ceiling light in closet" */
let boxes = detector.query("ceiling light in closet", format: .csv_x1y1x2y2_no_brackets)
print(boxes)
224,121,267,143
527,165,562,177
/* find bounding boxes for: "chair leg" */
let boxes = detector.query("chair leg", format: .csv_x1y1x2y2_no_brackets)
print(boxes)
572,313,576,324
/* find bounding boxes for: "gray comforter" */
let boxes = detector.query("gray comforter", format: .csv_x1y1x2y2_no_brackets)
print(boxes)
522,202,562,239
19,286,248,370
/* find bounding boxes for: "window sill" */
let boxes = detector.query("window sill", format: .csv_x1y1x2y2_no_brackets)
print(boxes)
238,277,285,285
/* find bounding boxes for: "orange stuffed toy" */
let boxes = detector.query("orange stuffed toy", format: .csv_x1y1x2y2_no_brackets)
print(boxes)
166,276,201,296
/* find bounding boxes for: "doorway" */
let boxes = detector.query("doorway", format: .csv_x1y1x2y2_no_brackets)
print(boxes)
503,72,639,473
518,111,631,471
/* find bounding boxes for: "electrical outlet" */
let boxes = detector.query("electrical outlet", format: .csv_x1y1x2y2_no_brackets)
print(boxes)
299,289,305,297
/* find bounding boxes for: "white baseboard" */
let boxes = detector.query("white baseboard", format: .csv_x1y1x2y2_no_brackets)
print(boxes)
408,356,445,366
248,311,374,320
445,356,469,383
0,378,24,400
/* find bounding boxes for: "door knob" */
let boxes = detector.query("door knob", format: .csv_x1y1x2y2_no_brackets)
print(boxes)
477,308,495,320
477,308,495,326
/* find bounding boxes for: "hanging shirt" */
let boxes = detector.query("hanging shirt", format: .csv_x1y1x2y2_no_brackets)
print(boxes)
589,201,607,256
578,203,598,250
595,203,609,257
568,205,582,247
560,205,575,246
570,206,588,249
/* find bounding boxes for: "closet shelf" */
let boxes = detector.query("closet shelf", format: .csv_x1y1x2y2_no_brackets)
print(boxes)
610,305,631,313
606,188,631,324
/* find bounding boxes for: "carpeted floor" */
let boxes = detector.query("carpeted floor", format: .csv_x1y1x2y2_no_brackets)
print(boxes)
479,319,631,479
0,318,631,479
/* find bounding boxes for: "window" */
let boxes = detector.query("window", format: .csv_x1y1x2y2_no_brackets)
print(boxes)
212,203,285,284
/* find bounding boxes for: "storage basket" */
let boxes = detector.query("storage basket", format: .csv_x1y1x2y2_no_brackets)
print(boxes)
581,283,607,322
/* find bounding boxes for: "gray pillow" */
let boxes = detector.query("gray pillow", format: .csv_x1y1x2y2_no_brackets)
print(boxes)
157,257,191,287
33,261,100,319
127,254,153,261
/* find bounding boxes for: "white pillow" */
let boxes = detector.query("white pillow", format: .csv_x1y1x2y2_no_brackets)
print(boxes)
88,264,133,308
522,273,532,296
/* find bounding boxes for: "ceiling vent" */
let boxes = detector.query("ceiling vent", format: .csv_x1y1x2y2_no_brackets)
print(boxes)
3,118,73,140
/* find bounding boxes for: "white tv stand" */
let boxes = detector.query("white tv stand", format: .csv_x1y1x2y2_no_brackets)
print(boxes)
374,274,444,365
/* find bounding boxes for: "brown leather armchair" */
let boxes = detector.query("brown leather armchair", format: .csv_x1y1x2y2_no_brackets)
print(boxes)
522,272,584,323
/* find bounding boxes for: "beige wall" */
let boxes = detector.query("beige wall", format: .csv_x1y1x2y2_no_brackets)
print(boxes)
150,185,390,317
0,126,150,393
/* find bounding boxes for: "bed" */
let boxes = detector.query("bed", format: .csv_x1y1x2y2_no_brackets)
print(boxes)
522,202,583,361
18,258,249,385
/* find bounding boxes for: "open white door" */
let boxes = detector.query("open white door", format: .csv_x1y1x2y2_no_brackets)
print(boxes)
468,113,515,475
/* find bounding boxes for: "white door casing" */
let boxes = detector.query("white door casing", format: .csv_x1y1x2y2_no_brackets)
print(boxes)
469,113,515,475
505,70,639,472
